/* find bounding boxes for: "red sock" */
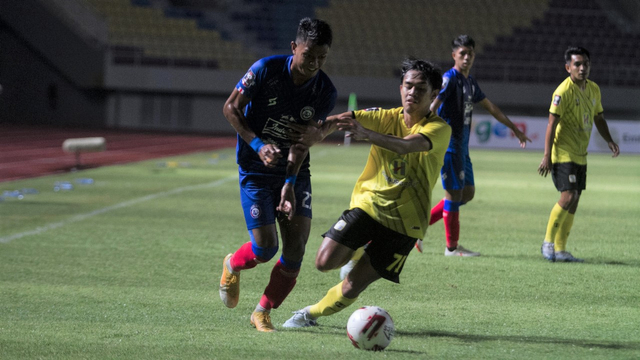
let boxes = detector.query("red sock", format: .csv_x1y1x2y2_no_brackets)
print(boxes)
443,210,460,249
229,242,259,272
430,199,445,225
259,260,299,310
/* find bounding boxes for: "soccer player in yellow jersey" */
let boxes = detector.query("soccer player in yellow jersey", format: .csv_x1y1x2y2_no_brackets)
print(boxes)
538,46,619,262
282,59,451,328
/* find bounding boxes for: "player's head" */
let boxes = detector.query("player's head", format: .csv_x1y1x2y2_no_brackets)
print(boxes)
296,18,332,47
291,18,332,82
451,35,476,74
564,46,591,82
399,58,442,115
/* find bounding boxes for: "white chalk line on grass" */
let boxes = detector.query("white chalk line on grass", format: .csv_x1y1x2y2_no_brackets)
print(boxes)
0,175,237,244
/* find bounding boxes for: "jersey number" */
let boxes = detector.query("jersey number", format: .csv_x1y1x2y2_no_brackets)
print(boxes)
302,191,312,210
386,254,407,273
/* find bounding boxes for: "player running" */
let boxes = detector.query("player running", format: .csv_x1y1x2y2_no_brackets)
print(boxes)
538,46,619,262
219,18,337,332
283,59,451,328
416,34,531,257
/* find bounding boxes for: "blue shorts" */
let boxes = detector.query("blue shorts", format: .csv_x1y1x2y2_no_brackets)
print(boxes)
440,151,475,190
239,167,312,230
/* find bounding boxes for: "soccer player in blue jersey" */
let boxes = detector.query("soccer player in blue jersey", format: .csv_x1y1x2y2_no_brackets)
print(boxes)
416,35,531,257
219,18,337,332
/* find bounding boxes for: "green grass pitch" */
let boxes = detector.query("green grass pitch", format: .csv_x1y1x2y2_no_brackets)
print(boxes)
1,144,639,359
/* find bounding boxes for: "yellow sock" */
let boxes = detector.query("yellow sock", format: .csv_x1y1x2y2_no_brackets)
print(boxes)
351,246,365,262
544,203,569,244
308,282,358,318
554,212,574,252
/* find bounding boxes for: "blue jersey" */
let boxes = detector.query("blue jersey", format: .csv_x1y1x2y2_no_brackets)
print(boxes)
436,68,486,154
235,55,337,175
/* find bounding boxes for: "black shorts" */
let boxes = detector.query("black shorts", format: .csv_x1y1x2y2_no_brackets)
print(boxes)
552,162,586,192
323,208,417,283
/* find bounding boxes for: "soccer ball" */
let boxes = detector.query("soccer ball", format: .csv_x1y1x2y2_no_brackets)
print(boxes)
346,306,395,351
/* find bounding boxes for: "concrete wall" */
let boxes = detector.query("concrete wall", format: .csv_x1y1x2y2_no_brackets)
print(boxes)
103,62,640,135
0,0,106,126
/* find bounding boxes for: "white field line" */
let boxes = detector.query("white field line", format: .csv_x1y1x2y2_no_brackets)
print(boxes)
0,175,237,244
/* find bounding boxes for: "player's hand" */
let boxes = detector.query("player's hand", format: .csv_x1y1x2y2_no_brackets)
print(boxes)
538,156,552,177
337,115,370,141
258,144,282,167
277,182,296,221
514,129,532,148
608,141,620,158
288,123,322,147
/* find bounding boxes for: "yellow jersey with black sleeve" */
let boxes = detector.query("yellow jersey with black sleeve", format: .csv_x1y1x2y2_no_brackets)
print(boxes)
349,107,452,239
549,77,603,165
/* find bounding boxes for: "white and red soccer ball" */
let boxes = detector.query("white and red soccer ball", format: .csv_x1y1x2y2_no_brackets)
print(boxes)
346,306,395,351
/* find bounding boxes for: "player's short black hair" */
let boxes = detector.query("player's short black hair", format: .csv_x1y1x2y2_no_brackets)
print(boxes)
296,18,332,47
564,46,590,63
452,35,475,51
400,58,442,90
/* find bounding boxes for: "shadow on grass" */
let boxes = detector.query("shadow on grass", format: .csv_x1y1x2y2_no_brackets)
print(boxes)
397,329,640,350
282,326,639,352
486,254,640,268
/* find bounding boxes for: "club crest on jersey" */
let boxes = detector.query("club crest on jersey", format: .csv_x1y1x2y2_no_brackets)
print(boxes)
391,158,407,178
300,106,315,121
334,219,347,231
241,70,256,88
250,204,261,219
553,95,561,106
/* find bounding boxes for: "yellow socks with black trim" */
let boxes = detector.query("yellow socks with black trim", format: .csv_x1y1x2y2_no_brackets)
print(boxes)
308,282,358,318
544,203,569,244
554,212,574,252
351,246,365,262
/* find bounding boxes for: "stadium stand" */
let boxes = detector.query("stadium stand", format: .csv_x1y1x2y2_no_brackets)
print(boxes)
476,0,640,86
81,0,256,70
73,0,639,85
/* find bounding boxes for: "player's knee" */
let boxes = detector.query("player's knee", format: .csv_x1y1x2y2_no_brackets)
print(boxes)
252,243,279,262
315,257,332,272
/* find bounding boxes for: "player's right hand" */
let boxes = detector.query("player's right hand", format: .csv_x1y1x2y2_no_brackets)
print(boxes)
538,157,551,177
259,144,282,167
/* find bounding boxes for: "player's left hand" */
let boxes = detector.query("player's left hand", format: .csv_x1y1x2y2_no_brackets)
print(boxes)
337,115,370,141
277,182,296,221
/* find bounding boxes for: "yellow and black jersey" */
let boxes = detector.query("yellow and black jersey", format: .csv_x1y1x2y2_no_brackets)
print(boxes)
349,107,451,239
549,77,603,164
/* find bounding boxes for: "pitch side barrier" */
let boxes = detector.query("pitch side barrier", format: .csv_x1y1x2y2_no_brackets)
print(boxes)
468,116,640,154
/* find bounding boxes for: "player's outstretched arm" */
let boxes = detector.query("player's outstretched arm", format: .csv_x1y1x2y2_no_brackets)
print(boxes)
288,111,351,147
594,113,620,157
538,113,559,177
337,115,432,155
223,89,281,167
480,98,531,148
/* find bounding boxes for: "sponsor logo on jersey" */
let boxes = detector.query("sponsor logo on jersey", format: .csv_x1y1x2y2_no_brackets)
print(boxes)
268,97,277,106
334,219,347,231
262,115,296,146
553,95,561,106
300,106,315,121
250,204,261,219
363,107,381,112
241,69,256,88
